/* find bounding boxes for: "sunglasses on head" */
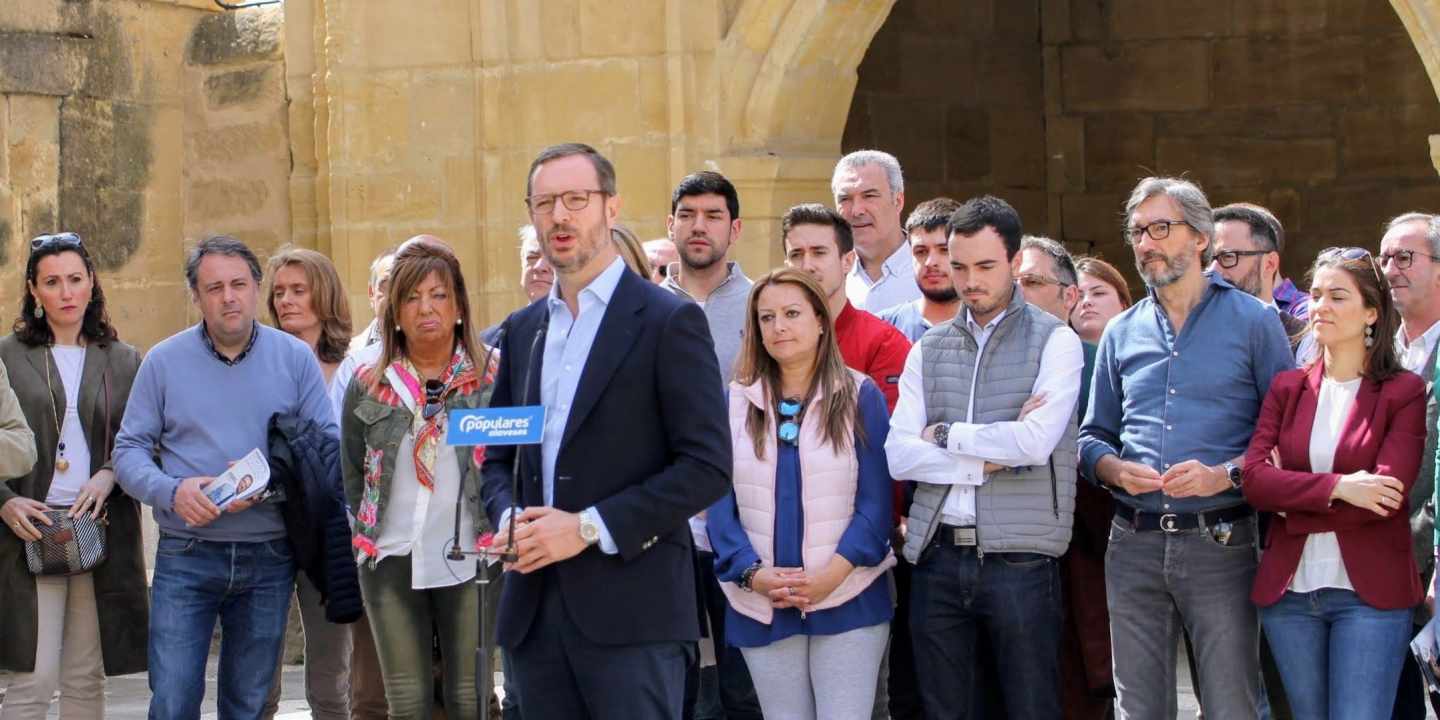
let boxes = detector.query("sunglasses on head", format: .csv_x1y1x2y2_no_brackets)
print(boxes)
777,397,803,446
422,379,446,421
1318,246,1382,284
30,232,84,254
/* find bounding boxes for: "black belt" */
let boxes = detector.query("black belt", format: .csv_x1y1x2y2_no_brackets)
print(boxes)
934,523,978,547
1114,503,1253,533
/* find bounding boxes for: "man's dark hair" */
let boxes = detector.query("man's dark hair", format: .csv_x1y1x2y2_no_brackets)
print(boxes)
671,171,740,220
1020,235,1078,286
525,142,618,198
947,195,1024,259
905,197,963,234
1213,203,1284,255
781,203,854,255
185,235,263,291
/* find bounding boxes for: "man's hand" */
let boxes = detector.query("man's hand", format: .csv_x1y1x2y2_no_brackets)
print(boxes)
174,477,222,528
1162,460,1230,498
507,506,589,574
1095,455,1164,496
1,497,52,542
225,494,263,514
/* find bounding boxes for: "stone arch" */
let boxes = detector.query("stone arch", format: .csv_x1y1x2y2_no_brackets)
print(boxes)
1391,0,1440,174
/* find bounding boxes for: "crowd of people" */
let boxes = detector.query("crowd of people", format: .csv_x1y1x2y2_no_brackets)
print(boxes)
1,141,1439,720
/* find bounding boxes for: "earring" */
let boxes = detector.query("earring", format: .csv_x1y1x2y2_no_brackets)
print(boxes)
1364,324,1375,348
32,305,43,320
455,318,462,325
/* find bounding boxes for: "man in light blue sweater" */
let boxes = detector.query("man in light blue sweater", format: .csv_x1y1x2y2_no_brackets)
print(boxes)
114,236,336,720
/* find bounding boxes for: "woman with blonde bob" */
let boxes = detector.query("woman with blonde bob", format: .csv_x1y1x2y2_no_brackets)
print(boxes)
706,268,895,720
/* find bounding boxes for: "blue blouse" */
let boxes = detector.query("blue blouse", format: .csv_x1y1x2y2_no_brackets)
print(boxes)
707,381,894,647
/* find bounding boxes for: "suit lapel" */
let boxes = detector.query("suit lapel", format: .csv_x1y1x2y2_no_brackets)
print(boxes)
23,343,64,427
560,271,644,450
1285,363,1324,472
77,344,105,446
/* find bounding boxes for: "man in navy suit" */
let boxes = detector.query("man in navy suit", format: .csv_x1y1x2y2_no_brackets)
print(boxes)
481,143,732,720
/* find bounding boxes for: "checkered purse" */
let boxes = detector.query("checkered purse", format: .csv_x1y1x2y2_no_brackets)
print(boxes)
24,507,108,576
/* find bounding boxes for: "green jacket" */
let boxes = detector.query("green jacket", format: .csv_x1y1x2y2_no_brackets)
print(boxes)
340,360,494,566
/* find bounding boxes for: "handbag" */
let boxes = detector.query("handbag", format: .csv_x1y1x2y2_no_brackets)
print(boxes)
22,363,112,576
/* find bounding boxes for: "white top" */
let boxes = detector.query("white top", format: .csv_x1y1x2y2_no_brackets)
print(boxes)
1290,376,1361,593
1396,321,1440,375
846,240,921,313
46,346,92,505
885,310,1084,524
372,366,476,589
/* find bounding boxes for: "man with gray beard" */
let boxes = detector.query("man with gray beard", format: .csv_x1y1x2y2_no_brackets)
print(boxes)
1079,177,1292,718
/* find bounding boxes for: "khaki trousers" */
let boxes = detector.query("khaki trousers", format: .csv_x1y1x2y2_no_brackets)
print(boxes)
0,573,105,720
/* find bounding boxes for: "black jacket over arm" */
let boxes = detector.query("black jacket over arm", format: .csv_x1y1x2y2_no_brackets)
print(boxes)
481,269,732,647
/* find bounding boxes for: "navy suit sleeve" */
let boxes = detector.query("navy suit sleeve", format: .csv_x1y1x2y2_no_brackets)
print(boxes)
836,381,894,568
596,301,733,561
480,318,523,527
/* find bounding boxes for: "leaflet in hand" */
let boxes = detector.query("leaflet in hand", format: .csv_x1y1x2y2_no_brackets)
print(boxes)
204,448,271,509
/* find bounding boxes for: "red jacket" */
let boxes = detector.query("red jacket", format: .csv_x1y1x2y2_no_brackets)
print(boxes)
834,302,912,526
1242,362,1427,610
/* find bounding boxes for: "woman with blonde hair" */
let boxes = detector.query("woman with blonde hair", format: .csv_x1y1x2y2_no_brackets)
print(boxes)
707,268,894,720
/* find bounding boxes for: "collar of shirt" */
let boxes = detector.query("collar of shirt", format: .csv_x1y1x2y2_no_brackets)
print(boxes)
547,255,627,316
197,320,259,366
662,260,745,302
1395,320,1440,373
848,234,911,288
963,306,1007,343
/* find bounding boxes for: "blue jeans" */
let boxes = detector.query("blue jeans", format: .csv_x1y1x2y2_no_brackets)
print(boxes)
148,535,296,720
1261,588,1413,720
909,542,1063,720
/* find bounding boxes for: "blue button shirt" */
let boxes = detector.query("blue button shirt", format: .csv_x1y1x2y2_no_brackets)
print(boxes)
1078,272,1292,514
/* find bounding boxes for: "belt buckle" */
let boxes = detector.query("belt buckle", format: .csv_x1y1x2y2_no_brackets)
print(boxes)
952,527,977,546
1158,513,1180,533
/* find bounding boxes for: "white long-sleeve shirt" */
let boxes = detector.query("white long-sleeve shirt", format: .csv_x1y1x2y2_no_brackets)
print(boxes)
885,309,1084,525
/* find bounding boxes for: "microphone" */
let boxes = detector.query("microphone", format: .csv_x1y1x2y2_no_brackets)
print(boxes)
449,324,506,562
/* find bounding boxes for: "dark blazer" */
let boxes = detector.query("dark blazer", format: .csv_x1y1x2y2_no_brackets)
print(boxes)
481,268,732,648
0,334,149,675
1243,361,1427,610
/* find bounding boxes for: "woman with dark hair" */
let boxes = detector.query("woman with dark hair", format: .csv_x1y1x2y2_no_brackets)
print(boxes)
340,236,496,720
706,268,894,720
0,232,148,719
1070,256,1133,345
1243,247,1425,718
261,246,356,720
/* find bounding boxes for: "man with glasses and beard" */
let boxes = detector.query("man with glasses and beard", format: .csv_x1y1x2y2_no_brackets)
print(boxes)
1210,203,1306,354
658,170,763,720
879,198,963,343
1079,178,1292,718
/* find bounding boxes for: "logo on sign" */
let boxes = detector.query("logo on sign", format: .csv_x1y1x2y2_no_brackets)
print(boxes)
446,406,546,446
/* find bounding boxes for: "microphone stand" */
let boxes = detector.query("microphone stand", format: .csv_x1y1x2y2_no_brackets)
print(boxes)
447,320,545,720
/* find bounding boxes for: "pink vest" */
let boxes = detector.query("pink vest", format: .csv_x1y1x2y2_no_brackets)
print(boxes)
720,370,896,625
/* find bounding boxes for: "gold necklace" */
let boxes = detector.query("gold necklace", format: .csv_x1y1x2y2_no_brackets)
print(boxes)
43,348,70,472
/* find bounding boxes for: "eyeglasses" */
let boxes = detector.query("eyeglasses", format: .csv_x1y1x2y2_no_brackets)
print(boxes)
777,397,803,446
524,189,606,216
30,232,84,253
1378,248,1439,270
1018,273,1067,290
1213,249,1270,269
1318,246,1383,284
422,379,446,421
1122,220,1194,245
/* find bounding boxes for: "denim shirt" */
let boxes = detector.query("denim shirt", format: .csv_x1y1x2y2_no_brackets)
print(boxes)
1078,272,1293,514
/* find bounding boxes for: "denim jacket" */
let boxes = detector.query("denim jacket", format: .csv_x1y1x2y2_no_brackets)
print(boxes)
339,355,494,567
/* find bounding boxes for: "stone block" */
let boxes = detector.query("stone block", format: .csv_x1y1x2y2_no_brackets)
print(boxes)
540,0,582,61
1047,115,1085,193
407,69,477,157
1339,106,1440,181
346,0,476,69
1156,136,1338,186
1041,0,1071,44
186,6,281,66
868,97,945,183
1060,42,1209,112
945,106,991,183
978,43,1043,110
1365,35,1438,104
204,66,273,109
0,30,87,96
636,56,669,135
1328,0,1405,34
331,71,410,169
186,178,270,221
441,156,479,226
898,35,979,102
104,283,193,350
341,172,443,224
0,3,67,34
507,59,640,146
59,98,154,193
994,0,1040,41
1083,113,1154,191
1232,0,1326,35
187,121,289,170
990,110,1045,189
1157,106,1334,139
1110,0,1231,39
1211,37,1366,109
609,141,670,218
60,187,145,270
580,0,665,57
1003,188,1048,230
1069,0,1106,42
1061,191,1128,248
7,94,61,196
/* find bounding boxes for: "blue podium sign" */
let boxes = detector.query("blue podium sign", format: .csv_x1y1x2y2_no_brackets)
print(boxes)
446,406,546,446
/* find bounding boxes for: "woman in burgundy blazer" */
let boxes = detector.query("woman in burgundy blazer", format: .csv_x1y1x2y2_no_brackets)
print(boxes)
1242,248,1426,718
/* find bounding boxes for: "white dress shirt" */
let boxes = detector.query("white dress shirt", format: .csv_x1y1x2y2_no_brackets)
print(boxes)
1396,321,1440,374
847,240,921,313
1290,376,1360,593
886,308,1084,524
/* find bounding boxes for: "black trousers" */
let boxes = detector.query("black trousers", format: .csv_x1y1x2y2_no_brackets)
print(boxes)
511,578,691,720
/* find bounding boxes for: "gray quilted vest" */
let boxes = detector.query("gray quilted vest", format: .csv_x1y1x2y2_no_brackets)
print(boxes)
902,288,1077,562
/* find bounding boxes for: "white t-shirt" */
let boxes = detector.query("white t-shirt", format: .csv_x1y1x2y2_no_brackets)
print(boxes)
45,345,93,505
1290,376,1362,593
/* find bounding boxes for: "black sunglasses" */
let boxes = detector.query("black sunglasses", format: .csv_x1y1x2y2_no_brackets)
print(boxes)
30,232,84,254
422,379,446,421
777,397,802,446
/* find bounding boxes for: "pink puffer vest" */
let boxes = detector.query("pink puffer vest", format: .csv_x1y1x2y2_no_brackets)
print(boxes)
720,370,896,625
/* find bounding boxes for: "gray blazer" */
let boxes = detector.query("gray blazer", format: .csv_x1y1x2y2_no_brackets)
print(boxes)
1412,343,1438,618
0,359,35,480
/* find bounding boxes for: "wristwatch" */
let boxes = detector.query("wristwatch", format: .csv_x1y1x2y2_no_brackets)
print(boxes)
1222,462,1242,490
578,508,601,546
932,423,950,449
739,561,762,592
